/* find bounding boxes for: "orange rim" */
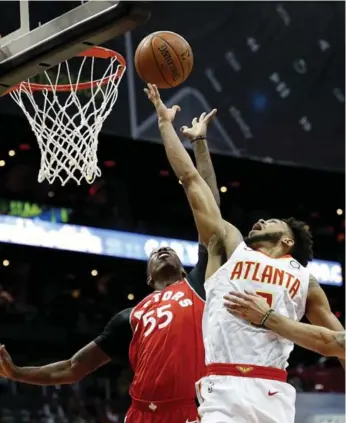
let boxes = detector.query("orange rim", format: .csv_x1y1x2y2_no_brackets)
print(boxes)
9,46,126,93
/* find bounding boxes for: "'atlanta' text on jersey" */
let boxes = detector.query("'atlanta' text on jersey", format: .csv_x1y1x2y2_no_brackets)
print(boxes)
230,260,301,299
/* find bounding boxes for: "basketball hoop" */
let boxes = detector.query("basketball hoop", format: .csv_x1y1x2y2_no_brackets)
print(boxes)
8,46,126,185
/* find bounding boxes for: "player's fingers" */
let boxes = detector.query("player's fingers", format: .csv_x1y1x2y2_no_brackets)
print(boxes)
0,345,7,360
144,88,153,101
233,309,246,319
146,83,155,97
151,84,160,98
223,294,240,303
224,296,247,308
225,303,245,318
244,289,256,296
205,109,217,122
228,291,251,301
172,105,181,113
199,112,206,122
2,346,9,358
180,126,188,133
0,346,5,365
192,117,198,126
224,299,244,310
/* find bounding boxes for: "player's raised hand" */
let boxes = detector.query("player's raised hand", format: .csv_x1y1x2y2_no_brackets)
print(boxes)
224,290,270,325
180,109,217,142
144,83,180,123
0,344,18,379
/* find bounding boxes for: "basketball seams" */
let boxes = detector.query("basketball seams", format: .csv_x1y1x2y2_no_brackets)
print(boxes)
156,35,185,83
150,37,174,88
134,31,192,88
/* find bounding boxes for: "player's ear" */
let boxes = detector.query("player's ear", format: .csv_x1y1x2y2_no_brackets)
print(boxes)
282,237,294,249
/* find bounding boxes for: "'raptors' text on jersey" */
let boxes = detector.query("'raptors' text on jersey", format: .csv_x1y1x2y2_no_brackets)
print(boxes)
129,280,205,402
203,242,310,369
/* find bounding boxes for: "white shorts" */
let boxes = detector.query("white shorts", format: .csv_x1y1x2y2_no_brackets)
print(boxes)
196,375,296,423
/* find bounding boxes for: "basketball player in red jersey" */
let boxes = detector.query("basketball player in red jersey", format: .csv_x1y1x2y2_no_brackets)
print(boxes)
0,113,220,423
144,83,344,423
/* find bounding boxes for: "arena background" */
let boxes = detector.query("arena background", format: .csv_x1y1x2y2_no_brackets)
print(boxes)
0,1,345,422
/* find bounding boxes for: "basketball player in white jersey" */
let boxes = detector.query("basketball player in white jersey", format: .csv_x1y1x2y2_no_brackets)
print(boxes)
144,83,344,423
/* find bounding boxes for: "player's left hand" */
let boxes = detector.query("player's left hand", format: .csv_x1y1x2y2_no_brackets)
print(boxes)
144,83,180,123
0,344,18,379
224,290,270,325
180,109,217,142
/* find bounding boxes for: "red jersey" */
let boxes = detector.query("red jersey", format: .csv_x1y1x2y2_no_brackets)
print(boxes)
129,279,205,402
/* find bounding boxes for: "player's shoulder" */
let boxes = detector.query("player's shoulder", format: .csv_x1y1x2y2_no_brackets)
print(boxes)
133,291,156,309
279,256,309,274
230,241,253,258
171,278,204,297
157,280,197,299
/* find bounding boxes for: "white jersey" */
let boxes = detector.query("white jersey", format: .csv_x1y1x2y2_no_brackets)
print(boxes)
203,241,310,369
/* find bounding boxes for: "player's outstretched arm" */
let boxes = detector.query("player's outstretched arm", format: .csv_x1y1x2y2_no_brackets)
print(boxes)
0,342,110,385
305,275,345,367
0,308,133,385
224,291,346,359
144,84,242,257
181,112,220,208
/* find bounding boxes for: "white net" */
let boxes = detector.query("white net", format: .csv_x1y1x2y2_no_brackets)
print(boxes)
10,49,126,185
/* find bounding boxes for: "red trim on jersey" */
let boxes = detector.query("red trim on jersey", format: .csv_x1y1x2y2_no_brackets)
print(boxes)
207,363,287,382
253,248,291,260
131,397,196,412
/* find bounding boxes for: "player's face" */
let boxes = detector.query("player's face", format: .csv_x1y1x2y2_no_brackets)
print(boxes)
246,218,293,247
147,247,184,282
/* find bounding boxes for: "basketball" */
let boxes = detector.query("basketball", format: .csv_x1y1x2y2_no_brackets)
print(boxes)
134,31,194,89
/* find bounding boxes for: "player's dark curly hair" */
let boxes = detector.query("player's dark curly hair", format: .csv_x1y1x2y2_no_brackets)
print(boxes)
282,217,313,267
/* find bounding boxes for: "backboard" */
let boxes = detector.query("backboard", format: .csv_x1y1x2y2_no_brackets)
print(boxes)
0,0,151,95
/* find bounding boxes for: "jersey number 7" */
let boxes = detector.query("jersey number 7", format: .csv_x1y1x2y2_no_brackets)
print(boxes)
256,290,274,308
142,305,173,337
250,291,274,328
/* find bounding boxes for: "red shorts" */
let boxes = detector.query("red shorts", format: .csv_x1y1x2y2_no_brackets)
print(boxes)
126,398,198,423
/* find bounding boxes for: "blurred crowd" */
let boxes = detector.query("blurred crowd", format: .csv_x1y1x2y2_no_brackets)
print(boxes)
0,379,129,423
